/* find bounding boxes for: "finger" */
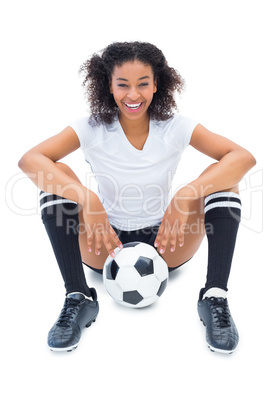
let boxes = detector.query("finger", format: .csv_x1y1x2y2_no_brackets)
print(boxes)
86,226,94,252
102,233,116,258
87,237,93,253
178,221,187,247
168,219,180,252
154,223,165,248
169,230,177,253
94,230,103,256
108,226,123,249
158,227,170,255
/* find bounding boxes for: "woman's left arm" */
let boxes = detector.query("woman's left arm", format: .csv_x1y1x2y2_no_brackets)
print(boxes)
182,123,256,199
155,124,256,253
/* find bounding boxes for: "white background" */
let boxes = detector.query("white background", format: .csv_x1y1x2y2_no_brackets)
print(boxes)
2,0,267,401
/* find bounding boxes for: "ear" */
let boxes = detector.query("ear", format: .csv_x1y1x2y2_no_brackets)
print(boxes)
109,82,113,94
153,80,157,93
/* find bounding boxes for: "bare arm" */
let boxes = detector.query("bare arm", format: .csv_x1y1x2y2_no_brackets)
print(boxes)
18,126,91,206
155,124,256,252
18,126,122,256
180,123,257,198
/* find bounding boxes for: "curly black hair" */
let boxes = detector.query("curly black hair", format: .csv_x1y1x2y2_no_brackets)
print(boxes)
79,42,185,125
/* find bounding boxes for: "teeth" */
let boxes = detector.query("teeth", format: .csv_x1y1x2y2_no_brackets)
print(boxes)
125,102,142,109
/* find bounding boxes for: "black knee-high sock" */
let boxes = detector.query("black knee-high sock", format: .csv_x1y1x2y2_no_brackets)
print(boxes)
40,191,92,297
200,192,241,299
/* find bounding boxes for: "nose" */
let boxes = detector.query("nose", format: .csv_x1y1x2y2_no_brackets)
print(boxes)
128,86,140,101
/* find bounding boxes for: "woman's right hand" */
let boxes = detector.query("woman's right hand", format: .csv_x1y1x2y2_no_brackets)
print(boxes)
82,192,123,258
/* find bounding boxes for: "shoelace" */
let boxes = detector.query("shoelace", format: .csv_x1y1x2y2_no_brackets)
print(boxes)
57,298,82,327
209,298,231,328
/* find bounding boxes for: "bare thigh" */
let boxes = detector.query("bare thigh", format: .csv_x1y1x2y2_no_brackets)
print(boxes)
158,163,240,268
158,197,206,268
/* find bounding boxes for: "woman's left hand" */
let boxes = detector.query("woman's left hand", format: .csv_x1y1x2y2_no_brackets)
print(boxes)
154,191,191,254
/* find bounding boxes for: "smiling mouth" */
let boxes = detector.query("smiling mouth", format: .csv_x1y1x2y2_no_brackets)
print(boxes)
124,102,143,110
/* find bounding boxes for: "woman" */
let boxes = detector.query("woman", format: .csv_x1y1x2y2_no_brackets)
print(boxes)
18,41,256,353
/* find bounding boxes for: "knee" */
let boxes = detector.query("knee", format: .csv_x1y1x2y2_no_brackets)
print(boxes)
227,184,239,194
199,163,239,194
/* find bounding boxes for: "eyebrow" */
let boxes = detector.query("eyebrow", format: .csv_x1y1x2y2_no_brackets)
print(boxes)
116,75,150,81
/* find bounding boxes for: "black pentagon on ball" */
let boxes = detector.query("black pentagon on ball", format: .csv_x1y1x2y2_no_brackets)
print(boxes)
122,242,140,248
106,260,120,280
157,278,168,297
123,290,143,305
134,256,154,277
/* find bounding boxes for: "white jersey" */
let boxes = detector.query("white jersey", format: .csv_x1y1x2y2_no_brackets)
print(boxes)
70,114,198,230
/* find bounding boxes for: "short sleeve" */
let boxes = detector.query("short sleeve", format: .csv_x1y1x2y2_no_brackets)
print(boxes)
172,114,199,151
69,116,93,151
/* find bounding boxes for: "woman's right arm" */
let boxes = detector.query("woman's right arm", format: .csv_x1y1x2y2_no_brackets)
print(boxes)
18,126,122,256
18,126,90,206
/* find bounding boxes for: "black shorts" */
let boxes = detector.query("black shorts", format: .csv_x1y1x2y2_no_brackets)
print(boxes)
83,224,191,274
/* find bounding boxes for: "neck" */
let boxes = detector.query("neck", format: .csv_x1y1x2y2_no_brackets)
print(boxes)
119,113,149,137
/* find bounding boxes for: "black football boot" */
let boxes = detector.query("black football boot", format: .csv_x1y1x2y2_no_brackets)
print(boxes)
198,296,239,354
48,289,99,352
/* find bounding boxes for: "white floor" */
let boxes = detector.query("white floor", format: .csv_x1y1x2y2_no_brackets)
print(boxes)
3,199,266,402
2,1,267,400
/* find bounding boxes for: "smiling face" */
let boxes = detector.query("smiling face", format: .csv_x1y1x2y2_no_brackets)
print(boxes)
110,60,157,122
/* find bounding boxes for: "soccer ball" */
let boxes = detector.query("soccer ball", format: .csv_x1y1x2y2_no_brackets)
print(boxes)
103,242,169,308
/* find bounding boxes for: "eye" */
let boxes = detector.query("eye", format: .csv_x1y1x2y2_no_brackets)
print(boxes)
117,84,128,88
139,83,149,87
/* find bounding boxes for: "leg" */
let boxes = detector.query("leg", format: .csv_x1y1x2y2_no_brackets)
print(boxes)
200,186,241,298
40,186,91,296
157,163,218,268
197,186,241,354
157,196,206,268
40,162,100,352
158,163,241,354
159,162,240,284
197,186,240,353
53,162,112,272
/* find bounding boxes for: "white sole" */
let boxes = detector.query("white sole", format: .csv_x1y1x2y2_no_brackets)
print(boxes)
49,342,79,352
207,343,236,354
